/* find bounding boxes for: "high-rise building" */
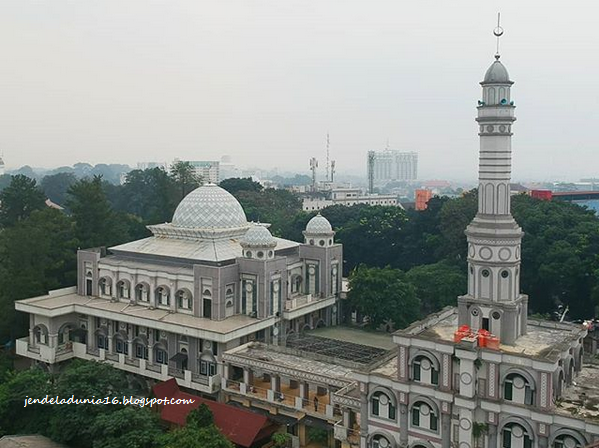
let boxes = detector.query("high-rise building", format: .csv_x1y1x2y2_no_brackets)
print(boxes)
187,160,220,184
367,150,418,184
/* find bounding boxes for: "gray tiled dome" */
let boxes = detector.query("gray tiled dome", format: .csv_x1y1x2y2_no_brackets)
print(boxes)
172,184,248,229
483,60,510,83
305,213,333,234
241,224,276,247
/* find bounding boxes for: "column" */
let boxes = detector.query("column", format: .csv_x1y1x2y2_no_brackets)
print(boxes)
399,403,408,446
441,412,451,448
488,424,497,448
243,368,253,386
29,329,34,346
360,388,368,447
271,375,281,393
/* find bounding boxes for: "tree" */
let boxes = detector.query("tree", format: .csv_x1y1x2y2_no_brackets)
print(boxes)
348,265,420,330
0,208,78,343
41,172,77,207
170,161,202,201
406,261,466,315
186,404,214,428
90,407,163,448
234,188,302,236
67,176,128,248
159,404,233,448
437,190,477,263
271,433,292,448
219,177,263,195
114,168,178,223
48,360,133,447
333,206,408,274
0,175,46,227
0,367,53,436
0,174,12,192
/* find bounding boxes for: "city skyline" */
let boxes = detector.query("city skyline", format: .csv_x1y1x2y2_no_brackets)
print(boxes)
1,1,597,181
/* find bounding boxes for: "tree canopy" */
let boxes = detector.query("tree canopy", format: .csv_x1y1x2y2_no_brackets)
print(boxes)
0,174,46,227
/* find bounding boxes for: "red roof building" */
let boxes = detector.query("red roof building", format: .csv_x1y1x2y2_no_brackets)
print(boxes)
153,379,277,447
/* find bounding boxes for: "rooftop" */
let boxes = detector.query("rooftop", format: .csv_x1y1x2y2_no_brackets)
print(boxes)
110,234,298,263
397,307,585,363
16,288,274,341
555,362,599,422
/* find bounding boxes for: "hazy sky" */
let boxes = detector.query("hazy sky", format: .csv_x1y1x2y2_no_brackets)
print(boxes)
0,1,597,181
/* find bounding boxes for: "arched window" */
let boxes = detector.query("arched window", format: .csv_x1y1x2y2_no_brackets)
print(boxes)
114,334,128,355
411,401,438,431
176,289,192,310
134,338,148,360
135,283,149,302
154,345,168,365
99,277,112,296
116,280,130,299
156,286,170,306
504,372,534,405
502,422,532,448
33,325,49,345
291,275,302,294
553,433,584,448
412,355,439,386
371,391,396,420
371,434,392,448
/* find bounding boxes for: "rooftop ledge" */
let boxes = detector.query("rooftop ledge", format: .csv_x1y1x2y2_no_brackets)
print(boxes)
15,287,275,343
393,307,586,363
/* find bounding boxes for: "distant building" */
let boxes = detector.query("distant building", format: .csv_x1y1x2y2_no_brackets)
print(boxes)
187,160,220,184
368,150,418,184
415,189,433,210
136,162,168,171
303,188,402,211
219,155,241,180
0,156,5,176
530,189,553,201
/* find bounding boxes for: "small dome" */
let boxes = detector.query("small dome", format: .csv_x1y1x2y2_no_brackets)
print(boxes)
241,224,276,247
172,184,248,229
483,59,511,84
305,213,333,234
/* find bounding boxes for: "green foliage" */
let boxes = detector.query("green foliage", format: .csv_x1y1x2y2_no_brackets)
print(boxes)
0,208,78,342
472,422,488,439
169,161,202,202
406,261,467,315
67,176,129,248
219,177,263,195
437,190,477,262
0,367,53,436
234,188,302,236
116,168,178,224
271,432,292,448
0,174,46,227
90,407,163,448
348,265,420,330
159,424,233,448
186,403,214,428
48,360,133,446
41,172,78,207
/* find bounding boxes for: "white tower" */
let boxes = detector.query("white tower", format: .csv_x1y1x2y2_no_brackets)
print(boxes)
458,20,527,345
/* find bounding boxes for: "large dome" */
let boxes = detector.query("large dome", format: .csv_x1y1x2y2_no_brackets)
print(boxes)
172,184,248,229
483,59,511,84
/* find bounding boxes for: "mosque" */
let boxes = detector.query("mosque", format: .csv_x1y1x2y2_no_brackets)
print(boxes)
14,23,599,448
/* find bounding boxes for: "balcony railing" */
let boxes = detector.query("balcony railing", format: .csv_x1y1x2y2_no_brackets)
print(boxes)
191,373,209,386
27,344,40,354
168,367,184,379
333,421,360,446
146,363,162,373
125,357,140,368
86,347,100,357
224,379,338,418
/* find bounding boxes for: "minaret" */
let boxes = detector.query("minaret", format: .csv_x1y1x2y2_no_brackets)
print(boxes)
457,18,528,345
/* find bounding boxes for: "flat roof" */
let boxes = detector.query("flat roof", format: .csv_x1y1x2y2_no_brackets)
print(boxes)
556,363,599,421
226,342,356,382
308,326,395,351
16,289,274,341
397,307,585,362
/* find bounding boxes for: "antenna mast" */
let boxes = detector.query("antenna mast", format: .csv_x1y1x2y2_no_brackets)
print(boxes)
325,133,330,182
310,157,319,192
